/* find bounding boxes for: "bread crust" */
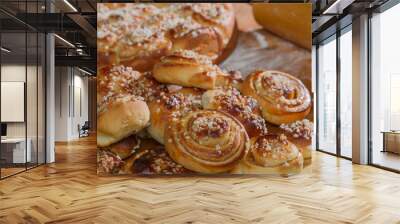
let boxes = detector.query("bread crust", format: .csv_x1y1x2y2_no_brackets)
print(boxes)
201,87,267,138
104,135,141,160
165,110,249,173
231,134,303,175
97,95,150,147
97,65,167,105
280,119,313,165
153,50,241,89
241,70,311,125
147,88,203,144
97,3,235,71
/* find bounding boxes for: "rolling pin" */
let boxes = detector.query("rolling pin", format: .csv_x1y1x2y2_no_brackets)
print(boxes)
252,3,312,50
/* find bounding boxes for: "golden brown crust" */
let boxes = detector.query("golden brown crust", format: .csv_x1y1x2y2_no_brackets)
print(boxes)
165,110,249,173
97,65,167,106
97,150,124,175
280,119,313,163
147,88,203,144
153,50,241,89
241,70,311,125
97,95,150,147
201,87,267,138
97,3,235,71
103,135,141,160
232,134,303,175
121,139,190,175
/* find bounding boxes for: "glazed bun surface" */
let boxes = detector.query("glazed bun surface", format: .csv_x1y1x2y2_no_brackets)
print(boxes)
97,95,150,147
97,3,235,71
241,70,311,125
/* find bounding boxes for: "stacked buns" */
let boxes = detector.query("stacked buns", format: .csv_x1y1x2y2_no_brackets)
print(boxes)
97,3,235,72
97,3,313,175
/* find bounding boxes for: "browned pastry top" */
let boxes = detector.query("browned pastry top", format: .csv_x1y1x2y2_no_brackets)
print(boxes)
280,119,313,140
202,87,267,138
250,134,299,167
104,135,141,160
163,49,215,66
123,139,190,175
252,70,311,113
168,110,247,163
97,65,167,107
98,4,233,48
97,150,124,174
133,145,189,175
155,88,203,119
98,3,235,70
280,119,313,147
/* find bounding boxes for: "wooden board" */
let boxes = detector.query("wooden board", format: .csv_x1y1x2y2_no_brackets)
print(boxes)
220,29,312,92
220,28,313,125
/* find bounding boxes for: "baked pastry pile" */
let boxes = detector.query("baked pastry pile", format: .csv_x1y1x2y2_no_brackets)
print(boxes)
98,3,235,72
97,3,313,175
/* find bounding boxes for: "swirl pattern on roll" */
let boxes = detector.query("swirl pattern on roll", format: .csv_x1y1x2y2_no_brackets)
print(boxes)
242,70,311,125
234,134,303,175
202,87,267,138
165,110,249,173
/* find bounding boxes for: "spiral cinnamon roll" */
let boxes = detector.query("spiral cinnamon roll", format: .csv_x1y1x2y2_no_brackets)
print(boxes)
147,88,203,144
165,110,249,173
232,134,303,175
280,119,313,166
201,87,267,138
153,50,241,90
241,70,311,125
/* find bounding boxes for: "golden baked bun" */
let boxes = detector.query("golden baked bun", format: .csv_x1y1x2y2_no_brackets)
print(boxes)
232,134,303,175
97,65,167,105
165,110,249,173
103,135,141,160
201,87,267,138
153,50,241,89
147,88,203,144
97,3,235,71
241,70,311,125
97,95,150,147
280,119,313,166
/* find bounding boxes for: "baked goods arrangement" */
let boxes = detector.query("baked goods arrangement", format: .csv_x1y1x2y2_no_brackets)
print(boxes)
97,3,313,175
97,3,235,72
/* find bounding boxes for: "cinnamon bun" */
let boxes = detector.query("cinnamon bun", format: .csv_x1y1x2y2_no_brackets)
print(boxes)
241,70,311,125
147,88,203,144
165,110,249,173
232,134,303,175
201,87,267,138
280,119,313,166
